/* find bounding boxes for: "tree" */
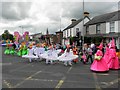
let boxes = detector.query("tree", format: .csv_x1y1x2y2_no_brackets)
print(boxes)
2,30,14,40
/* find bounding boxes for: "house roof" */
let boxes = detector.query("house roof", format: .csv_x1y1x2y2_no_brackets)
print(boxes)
85,10,120,26
55,30,63,33
63,18,83,31
30,33,42,36
63,16,90,31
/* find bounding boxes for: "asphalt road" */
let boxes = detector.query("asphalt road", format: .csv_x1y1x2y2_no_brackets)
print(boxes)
1,47,119,89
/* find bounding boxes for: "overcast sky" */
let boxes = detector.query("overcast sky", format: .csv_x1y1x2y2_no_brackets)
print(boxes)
0,0,120,35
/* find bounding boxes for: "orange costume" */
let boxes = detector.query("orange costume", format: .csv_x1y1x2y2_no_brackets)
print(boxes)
116,52,120,59
116,51,120,67
73,46,78,63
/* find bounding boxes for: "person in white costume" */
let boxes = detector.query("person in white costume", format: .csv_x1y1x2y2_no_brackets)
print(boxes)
22,45,38,62
45,46,53,64
63,48,73,66
58,46,78,66
45,45,59,64
34,44,45,61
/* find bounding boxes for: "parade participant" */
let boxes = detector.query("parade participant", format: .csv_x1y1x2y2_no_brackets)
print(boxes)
46,45,54,64
9,47,16,55
34,43,45,61
63,48,72,66
81,51,87,64
90,42,109,72
14,31,21,49
72,46,78,64
58,44,78,66
22,44,38,62
17,42,28,56
107,38,119,70
86,45,93,64
116,49,120,68
44,43,48,51
103,43,110,63
4,44,10,55
22,44,28,55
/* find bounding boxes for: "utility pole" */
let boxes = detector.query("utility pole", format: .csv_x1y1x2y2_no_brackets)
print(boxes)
82,0,85,50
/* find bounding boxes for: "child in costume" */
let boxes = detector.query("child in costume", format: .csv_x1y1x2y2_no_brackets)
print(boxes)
9,47,16,55
34,44,45,61
4,44,10,55
72,46,78,64
22,44,38,62
90,42,109,72
61,48,73,66
116,49,120,68
81,51,87,64
45,45,54,64
58,45,78,66
17,42,28,56
80,50,87,64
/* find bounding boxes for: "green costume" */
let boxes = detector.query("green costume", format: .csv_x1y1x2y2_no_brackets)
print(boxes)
17,45,28,56
22,45,28,55
17,49,22,56
44,46,48,51
9,48,16,55
4,47,10,55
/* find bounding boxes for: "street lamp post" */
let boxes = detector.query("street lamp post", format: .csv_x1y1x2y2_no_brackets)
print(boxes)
19,26,23,35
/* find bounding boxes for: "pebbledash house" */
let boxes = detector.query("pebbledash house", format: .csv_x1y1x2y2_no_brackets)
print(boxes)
84,10,120,49
62,12,90,46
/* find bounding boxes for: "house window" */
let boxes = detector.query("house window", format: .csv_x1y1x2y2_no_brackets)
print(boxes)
96,24,100,34
67,30,68,37
70,29,71,36
110,22,115,32
76,28,79,35
86,26,89,34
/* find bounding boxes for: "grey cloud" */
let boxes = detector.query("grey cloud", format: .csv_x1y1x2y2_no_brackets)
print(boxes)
1,2,32,21
84,2,118,17
0,1,118,35
61,2,118,19
61,2,83,19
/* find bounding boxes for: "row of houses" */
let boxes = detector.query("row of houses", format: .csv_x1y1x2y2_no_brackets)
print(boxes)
62,10,120,49
30,10,120,49
30,29,63,45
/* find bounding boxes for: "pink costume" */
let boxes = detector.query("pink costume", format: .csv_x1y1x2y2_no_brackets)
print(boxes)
90,42,109,72
107,48,119,69
82,53,87,62
107,38,119,69
103,46,109,63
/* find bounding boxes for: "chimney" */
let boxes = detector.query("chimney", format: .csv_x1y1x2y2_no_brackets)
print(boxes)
84,12,89,17
71,19,76,24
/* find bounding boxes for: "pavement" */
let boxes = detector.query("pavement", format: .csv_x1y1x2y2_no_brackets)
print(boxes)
1,46,120,89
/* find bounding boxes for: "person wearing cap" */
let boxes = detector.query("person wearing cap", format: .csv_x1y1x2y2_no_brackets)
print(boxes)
90,42,109,72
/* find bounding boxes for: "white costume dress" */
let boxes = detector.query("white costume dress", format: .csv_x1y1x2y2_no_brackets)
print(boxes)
22,48,38,62
40,48,60,64
58,49,78,66
34,47,45,60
